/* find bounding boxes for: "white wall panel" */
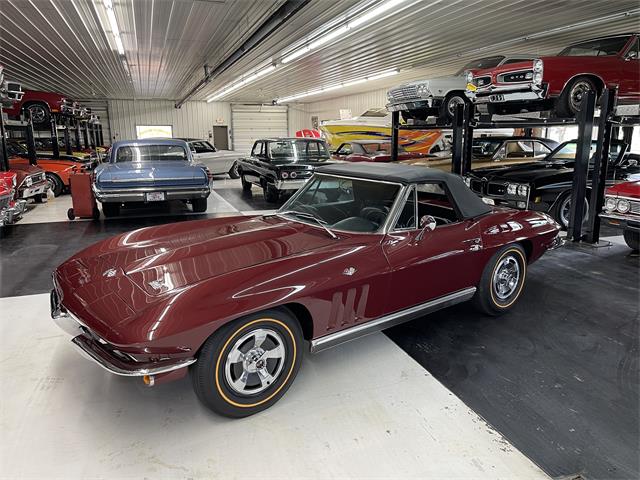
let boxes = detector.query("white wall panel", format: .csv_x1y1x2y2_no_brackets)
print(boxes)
107,99,231,145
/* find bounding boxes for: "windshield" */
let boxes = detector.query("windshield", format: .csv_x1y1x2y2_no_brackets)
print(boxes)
456,56,505,75
547,141,623,162
268,140,330,162
280,174,401,233
115,144,188,163
7,142,28,156
558,36,630,56
472,139,503,157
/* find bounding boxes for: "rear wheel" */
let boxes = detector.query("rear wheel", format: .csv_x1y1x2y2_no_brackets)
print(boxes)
45,173,64,197
263,184,280,203
473,244,527,316
24,102,50,127
192,197,208,213
102,202,120,217
228,162,240,179
191,309,303,417
623,230,639,251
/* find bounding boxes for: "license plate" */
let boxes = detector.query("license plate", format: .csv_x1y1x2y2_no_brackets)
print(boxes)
466,83,477,92
146,192,165,202
23,185,45,198
482,197,495,205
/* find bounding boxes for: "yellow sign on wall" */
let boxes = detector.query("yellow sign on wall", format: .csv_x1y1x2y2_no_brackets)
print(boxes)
135,125,173,139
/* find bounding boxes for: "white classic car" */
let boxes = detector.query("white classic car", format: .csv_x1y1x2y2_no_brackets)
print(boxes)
181,138,243,178
386,55,535,122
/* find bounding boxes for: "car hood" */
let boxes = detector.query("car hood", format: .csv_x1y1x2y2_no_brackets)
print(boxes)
470,160,574,183
61,215,336,298
95,161,207,185
606,179,640,199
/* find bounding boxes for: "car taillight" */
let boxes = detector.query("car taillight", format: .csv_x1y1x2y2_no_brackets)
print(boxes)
281,171,289,179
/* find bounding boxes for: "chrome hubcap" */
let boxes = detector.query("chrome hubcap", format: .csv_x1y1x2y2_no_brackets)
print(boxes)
560,196,588,227
493,256,520,300
447,96,465,116
224,327,285,396
570,81,593,112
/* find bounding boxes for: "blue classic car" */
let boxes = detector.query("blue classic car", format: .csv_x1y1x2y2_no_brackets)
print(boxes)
93,138,211,217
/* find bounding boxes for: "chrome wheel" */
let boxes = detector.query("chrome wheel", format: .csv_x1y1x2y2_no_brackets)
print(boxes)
27,104,47,123
560,195,588,228
447,95,466,117
492,256,520,300
224,328,286,396
46,176,56,192
569,80,593,113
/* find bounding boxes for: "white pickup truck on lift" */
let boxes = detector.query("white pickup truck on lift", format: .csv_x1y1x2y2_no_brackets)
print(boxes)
180,138,243,178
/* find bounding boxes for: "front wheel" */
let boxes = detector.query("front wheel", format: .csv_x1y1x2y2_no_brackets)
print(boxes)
263,184,280,203
553,191,589,230
472,244,527,316
45,173,64,197
556,76,597,117
191,309,303,418
192,197,208,213
623,230,639,251
439,92,467,122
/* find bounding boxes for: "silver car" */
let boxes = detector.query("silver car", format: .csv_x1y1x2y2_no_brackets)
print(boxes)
181,138,242,179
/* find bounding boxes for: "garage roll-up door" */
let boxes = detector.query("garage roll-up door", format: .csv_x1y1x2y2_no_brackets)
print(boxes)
231,104,288,154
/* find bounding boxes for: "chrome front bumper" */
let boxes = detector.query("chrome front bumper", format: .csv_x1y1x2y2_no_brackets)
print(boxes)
600,213,640,232
386,98,434,112
93,184,210,203
50,287,196,376
20,183,47,199
547,233,565,250
470,84,545,104
272,178,310,191
0,199,27,226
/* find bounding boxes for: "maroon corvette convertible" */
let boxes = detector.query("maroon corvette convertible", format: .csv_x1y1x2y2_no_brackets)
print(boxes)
51,163,561,417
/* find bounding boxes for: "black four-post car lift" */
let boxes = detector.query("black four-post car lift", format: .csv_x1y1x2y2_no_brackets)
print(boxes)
389,86,637,246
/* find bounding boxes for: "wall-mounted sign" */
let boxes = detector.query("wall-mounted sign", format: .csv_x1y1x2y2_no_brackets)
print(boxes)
135,125,173,139
339,109,352,120
216,117,225,124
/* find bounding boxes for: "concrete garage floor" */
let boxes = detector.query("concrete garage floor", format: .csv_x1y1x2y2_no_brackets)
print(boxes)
1,177,638,479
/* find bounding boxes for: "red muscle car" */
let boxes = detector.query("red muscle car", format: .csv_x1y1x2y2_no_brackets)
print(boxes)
51,163,561,417
332,140,432,163
9,162,48,203
468,33,640,117
0,171,26,226
4,89,76,127
601,178,640,250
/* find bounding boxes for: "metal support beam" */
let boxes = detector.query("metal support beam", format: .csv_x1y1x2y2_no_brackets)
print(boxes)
50,116,60,158
461,103,474,175
25,110,37,166
74,120,81,150
98,124,104,146
567,90,596,242
0,105,8,172
63,118,72,156
390,111,400,162
451,103,465,175
622,125,633,146
82,122,89,149
584,88,616,244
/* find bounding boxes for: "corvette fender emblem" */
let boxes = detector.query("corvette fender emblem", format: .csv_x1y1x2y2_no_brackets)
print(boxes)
342,267,357,276
148,280,166,290
102,268,117,278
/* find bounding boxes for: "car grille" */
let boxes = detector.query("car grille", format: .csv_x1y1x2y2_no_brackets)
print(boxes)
630,200,640,215
28,172,46,184
388,85,420,102
499,70,533,83
469,179,484,194
487,182,506,196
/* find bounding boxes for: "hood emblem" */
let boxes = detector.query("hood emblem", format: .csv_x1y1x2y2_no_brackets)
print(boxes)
148,280,166,291
342,267,357,276
102,268,117,278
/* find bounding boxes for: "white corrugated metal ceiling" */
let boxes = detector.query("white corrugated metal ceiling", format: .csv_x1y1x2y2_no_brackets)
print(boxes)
1,0,638,104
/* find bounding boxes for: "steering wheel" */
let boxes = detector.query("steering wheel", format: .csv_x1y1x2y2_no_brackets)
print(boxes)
361,206,388,227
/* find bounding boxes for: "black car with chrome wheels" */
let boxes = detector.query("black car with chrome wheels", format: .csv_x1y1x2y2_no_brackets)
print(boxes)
464,139,639,230
237,138,334,203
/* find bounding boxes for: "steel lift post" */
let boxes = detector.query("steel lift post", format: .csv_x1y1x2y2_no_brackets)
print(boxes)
50,116,60,158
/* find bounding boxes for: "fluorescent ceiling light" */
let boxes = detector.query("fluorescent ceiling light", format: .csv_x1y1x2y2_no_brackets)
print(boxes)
282,0,408,64
103,0,125,55
276,69,399,103
207,65,276,102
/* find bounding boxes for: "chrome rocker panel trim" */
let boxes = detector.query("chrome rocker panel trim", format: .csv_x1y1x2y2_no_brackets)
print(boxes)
310,287,477,353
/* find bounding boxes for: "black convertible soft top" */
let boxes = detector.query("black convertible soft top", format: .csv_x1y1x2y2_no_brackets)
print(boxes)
316,162,492,219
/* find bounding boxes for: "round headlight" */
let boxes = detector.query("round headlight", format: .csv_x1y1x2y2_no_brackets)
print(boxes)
617,199,630,213
466,71,473,84
604,196,617,212
507,184,517,195
386,91,393,101
417,83,430,96
517,185,529,196
281,171,289,179
533,72,543,85
12,176,17,188
533,59,543,72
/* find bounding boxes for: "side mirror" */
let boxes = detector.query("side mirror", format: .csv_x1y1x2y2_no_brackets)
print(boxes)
416,215,437,241
625,51,638,61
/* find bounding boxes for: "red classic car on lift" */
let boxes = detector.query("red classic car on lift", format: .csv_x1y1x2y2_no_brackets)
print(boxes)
601,178,640,251
332,140,433,163
4,89,76,127
468,33,640,117
51,163,561,417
